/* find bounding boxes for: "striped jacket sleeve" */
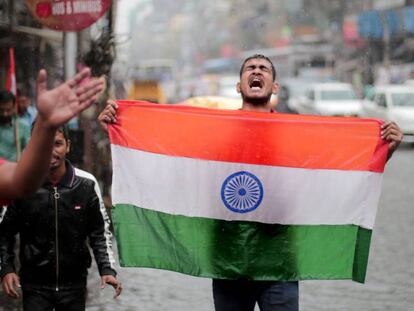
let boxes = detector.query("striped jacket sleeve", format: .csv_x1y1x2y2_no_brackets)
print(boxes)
76,168,117,276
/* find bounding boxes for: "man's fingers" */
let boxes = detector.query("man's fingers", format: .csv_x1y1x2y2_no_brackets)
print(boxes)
76,80,104,103
101,278,107,289
113,282,122,298
77,96,98,113
5,281,19,298
108,100,118,109
105,106,117,118
382,127,402,139
67,67,92,88
75,77,104,96
98,107,117,122
385,133,401,142
77,85,102,104
37,69,48,95
13,276,21,288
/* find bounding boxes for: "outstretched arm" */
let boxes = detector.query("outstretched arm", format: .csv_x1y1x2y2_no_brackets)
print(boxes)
0,68,104,199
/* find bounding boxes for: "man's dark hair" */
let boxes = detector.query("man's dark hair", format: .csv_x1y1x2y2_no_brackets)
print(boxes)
31,118,70,141
56,125,70,142
239,54,277,82
0,90,16,105
17,85,32,98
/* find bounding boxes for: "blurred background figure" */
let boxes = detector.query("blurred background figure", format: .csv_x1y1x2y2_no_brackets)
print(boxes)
16,85,37,128
0,90,30,161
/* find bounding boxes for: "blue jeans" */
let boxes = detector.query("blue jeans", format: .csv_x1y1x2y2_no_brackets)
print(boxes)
212,279,299,311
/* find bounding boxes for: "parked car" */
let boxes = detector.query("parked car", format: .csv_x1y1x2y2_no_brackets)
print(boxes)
296,82,361,116
181,96,242,110
278,78,311,112
361,85,414,143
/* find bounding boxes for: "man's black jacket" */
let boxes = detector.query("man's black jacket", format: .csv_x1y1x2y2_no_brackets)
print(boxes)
0,161,116,289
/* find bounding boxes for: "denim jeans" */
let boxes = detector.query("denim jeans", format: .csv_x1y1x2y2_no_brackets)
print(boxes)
212,279,299,311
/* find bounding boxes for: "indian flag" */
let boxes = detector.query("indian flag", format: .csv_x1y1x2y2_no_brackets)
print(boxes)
109,101,388,283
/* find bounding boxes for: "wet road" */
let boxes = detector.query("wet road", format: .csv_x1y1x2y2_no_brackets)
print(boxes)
1,146,413,310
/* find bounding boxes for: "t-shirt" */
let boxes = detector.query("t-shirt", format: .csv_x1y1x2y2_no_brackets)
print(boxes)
0,117,30,161
0,157,12,206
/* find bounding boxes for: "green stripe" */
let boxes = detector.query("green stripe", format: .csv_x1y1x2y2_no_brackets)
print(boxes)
113,204,372,283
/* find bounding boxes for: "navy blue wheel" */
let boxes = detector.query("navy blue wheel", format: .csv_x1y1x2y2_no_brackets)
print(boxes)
221,171,264,213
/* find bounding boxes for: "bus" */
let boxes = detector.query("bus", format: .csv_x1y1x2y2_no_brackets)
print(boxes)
127,59,176,104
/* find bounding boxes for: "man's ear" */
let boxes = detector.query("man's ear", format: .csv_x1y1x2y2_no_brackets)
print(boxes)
237,82,241,93
272,82,280,94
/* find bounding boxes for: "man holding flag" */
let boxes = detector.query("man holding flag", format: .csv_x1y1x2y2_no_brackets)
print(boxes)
99,54,403,311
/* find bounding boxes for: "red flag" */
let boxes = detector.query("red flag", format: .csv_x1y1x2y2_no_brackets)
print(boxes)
6,48,16,95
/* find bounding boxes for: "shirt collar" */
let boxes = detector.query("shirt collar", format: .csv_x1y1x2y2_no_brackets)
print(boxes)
44,160,75,188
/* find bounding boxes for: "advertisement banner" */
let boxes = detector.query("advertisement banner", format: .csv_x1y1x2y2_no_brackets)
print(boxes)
25,0,111,31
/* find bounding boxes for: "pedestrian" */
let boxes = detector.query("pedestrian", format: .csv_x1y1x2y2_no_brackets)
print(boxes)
0,90,30,161
0,67,104,200
16,85,37,127
98,54,403,311
0,124,122,311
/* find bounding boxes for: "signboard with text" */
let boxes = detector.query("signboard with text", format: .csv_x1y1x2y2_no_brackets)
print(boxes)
26,0,111,31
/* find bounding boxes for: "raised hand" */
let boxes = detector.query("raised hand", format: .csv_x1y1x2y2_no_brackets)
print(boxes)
98,100,118,131
36,68,104,129
381,121,403,159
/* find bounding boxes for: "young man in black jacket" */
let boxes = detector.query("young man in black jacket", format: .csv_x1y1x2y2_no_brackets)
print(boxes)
0,126,122,311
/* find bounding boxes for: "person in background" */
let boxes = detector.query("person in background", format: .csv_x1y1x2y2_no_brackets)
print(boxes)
16,85,37,127
0,125,122,310
0,90,30,161
0,67,104,201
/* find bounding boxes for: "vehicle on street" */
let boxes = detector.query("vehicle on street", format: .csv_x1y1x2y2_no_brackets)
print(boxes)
296,82,361,116
361,85,414,143
181,96,242,110
278,78,314,112
127,59,176,104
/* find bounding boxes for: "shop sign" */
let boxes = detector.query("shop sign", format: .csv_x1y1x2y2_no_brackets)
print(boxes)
26,0,111,31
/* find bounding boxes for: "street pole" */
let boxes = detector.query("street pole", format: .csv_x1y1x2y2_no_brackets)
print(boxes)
64,32,77,80
64,31,78,129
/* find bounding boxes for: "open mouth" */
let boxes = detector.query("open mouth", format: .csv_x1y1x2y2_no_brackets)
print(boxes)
249,77,263,91
50,155,60,165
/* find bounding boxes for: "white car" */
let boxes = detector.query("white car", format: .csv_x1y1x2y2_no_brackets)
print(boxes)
361,85,414,143
297,83,361,117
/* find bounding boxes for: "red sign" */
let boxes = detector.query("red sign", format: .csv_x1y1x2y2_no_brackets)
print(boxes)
343,15,365,49
26,0,111,31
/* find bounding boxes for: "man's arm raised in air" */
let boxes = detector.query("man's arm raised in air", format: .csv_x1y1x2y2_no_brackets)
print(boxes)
0,68,104,199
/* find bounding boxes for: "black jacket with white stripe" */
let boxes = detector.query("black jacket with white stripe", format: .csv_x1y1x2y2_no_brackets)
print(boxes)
0,161,116,289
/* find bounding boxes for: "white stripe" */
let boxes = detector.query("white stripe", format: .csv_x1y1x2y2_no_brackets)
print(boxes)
0,205,7,225
111,145,383,229
74,168,116,270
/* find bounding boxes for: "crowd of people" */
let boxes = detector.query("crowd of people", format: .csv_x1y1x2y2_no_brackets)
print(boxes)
0,55,403,311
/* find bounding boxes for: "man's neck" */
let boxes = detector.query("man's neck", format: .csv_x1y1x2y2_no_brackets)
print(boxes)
241,101,272,112
48,163,67,185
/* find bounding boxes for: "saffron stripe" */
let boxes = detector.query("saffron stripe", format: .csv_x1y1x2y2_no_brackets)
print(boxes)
108,101,388,172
